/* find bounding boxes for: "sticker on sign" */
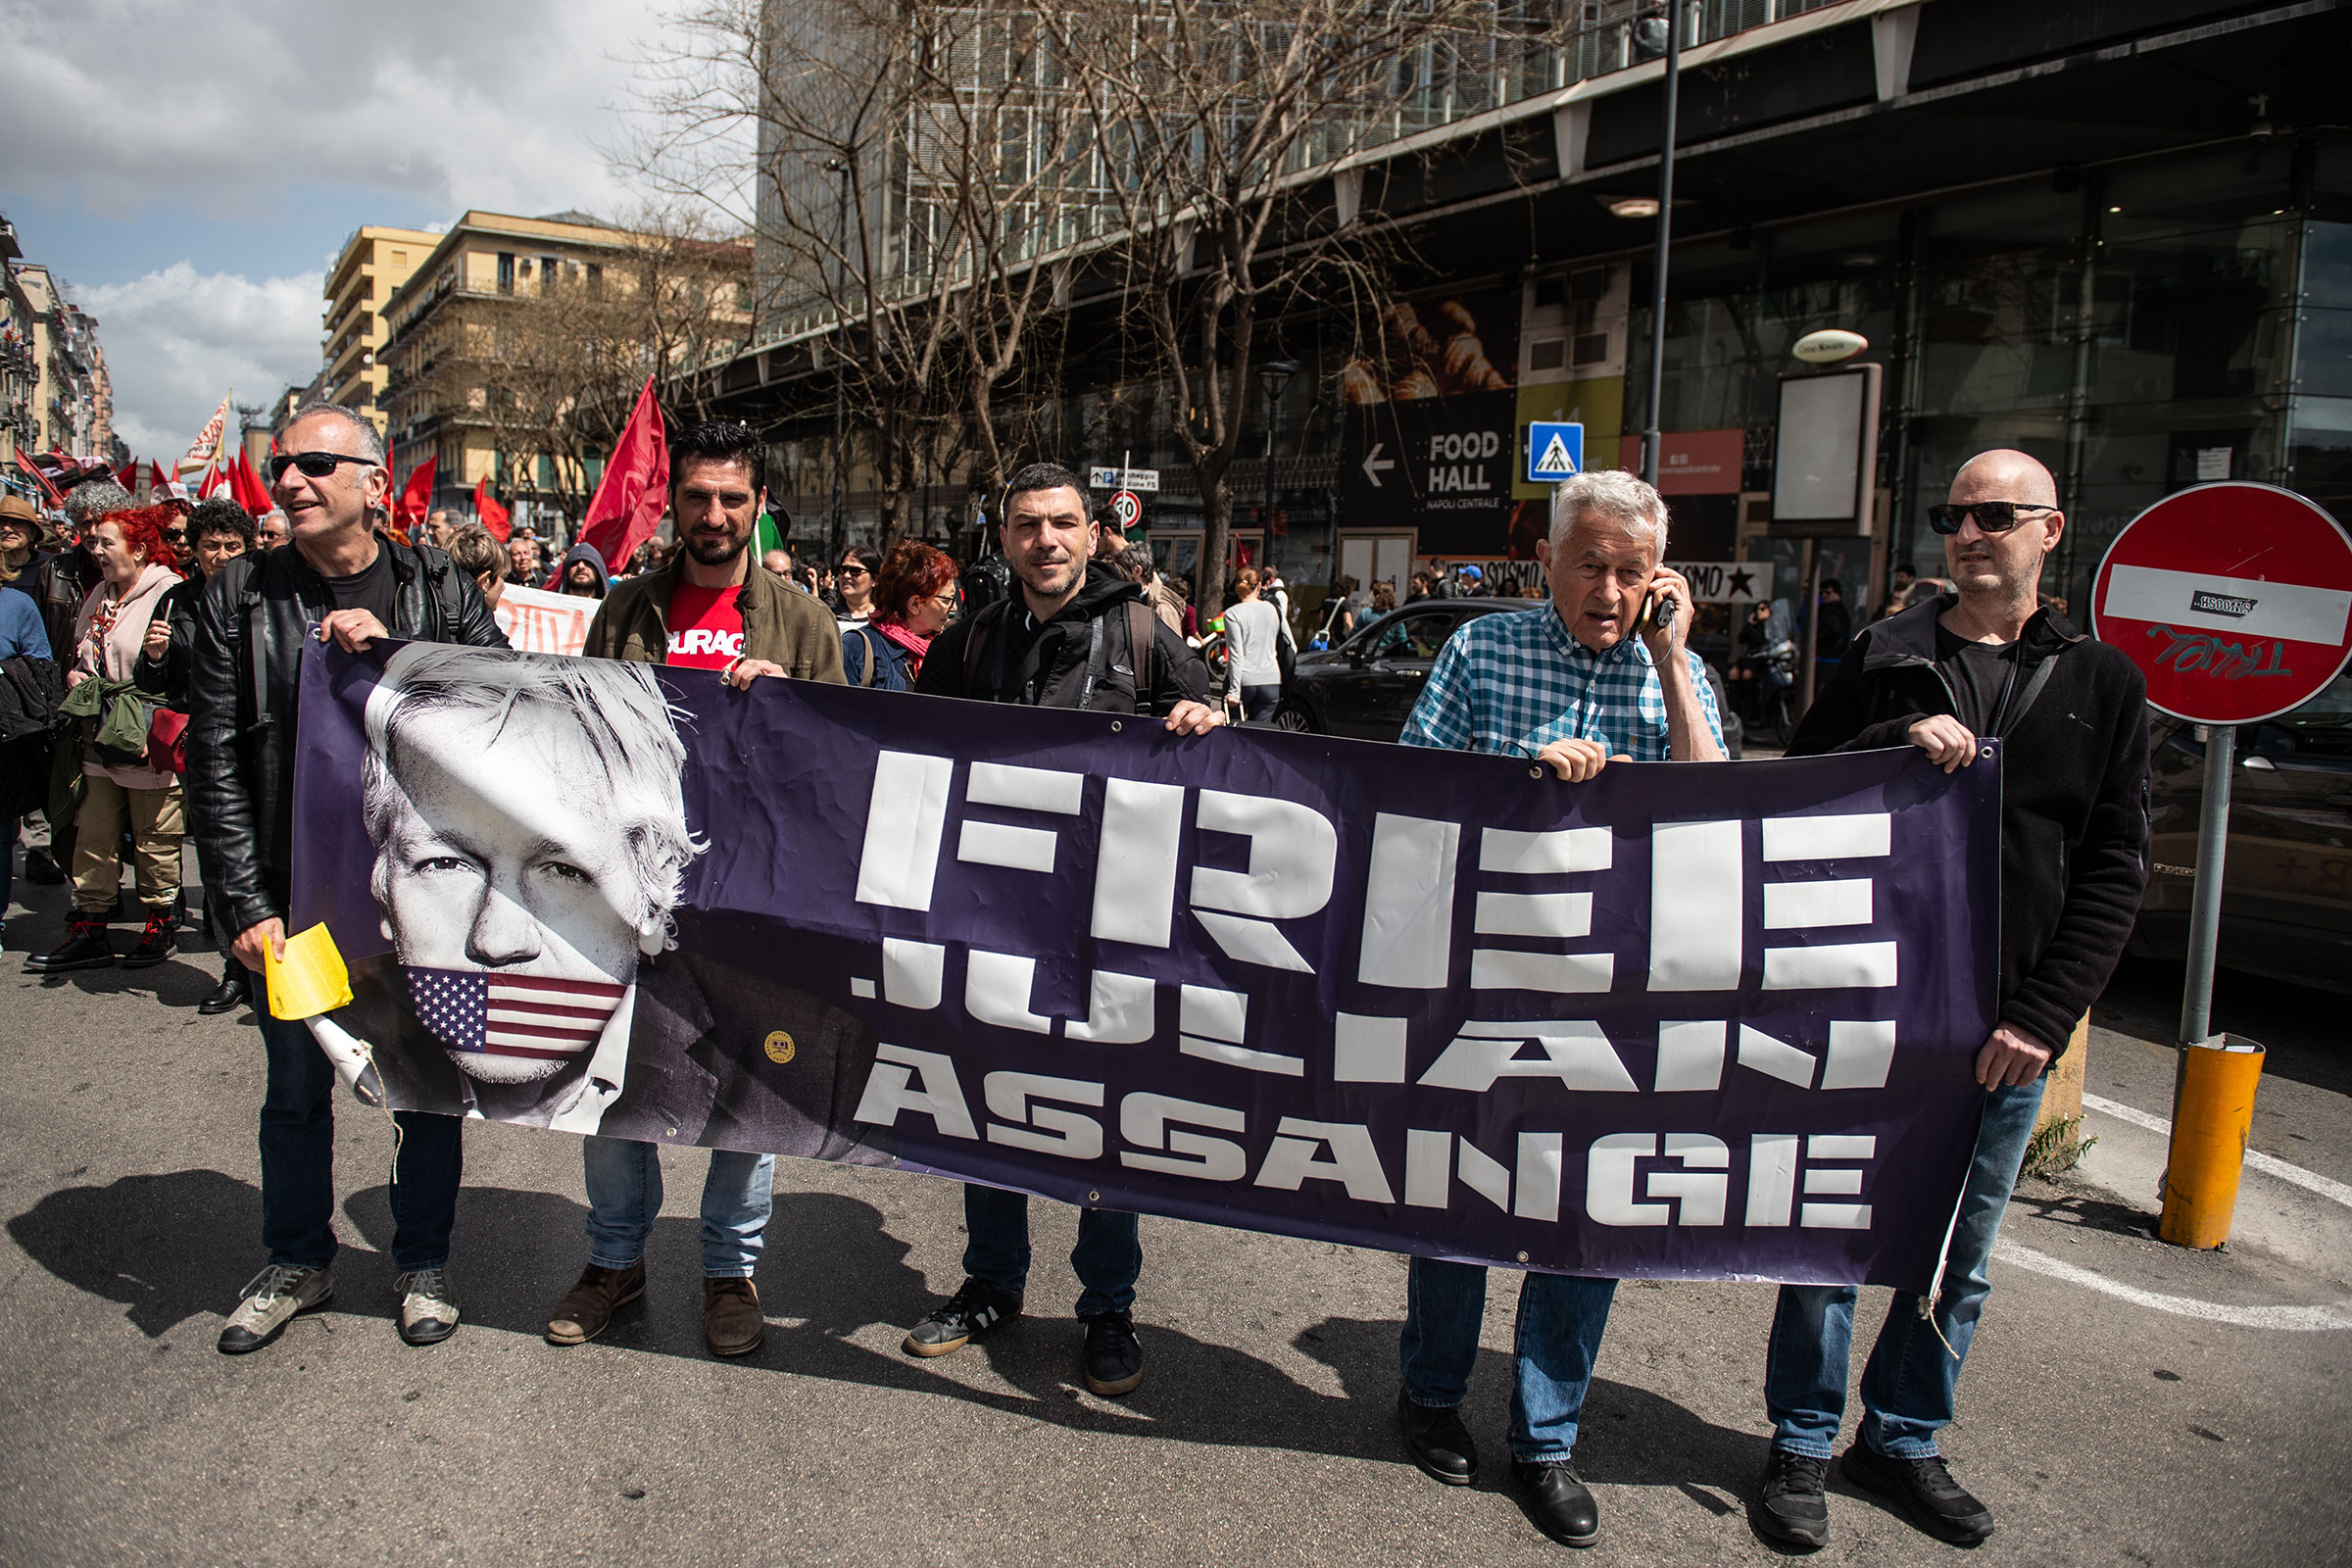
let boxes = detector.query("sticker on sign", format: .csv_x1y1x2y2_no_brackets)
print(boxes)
2093,481,2352,726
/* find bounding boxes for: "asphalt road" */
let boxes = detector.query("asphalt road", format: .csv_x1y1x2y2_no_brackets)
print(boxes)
3,871,2349,1568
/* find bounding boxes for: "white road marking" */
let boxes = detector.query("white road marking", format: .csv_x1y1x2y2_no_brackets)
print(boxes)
1995,1242,2352,1332
2082,1093,2352,1210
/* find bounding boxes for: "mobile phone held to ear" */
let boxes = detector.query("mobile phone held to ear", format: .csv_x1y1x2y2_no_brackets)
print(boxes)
1636,587,1678,636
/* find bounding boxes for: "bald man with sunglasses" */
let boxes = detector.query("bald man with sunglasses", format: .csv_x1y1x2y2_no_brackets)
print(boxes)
1747,450,2149,1550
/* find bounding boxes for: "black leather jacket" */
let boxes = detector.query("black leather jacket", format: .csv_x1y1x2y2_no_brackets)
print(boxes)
186,538,508,937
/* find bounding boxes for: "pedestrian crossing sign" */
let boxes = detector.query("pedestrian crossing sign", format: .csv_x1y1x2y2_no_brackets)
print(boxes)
1525,421,1585,484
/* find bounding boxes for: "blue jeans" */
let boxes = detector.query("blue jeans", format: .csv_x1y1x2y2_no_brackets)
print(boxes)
1765,1077,2047,1458
961,1184,1141,1318
581,1137,775,1278
1400,1257,1619,1463
252,970,461,1273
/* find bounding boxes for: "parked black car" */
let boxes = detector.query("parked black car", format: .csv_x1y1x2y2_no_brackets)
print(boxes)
1271,598,1742,757
2130,675,2352,992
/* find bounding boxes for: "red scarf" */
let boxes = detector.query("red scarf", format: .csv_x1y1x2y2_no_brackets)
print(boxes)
874,618,933,684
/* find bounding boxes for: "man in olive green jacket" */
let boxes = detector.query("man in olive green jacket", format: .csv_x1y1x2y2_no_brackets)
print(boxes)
582,456,842,683
552,420,843,1359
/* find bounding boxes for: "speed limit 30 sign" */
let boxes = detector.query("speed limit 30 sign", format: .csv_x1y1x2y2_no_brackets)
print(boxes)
1107,490,1143,530
2092,481,2352,725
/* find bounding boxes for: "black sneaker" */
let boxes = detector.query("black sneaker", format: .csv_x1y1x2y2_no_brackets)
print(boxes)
1754,1447,1831,1548
25,915,113,972
1079,1310,1144,1396
122,913,176,969
24,848,64,885
903,1277,1021,1358
1842,1444,1993,1544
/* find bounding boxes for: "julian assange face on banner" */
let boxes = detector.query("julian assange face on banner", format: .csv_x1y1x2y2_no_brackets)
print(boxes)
359,645,702,1092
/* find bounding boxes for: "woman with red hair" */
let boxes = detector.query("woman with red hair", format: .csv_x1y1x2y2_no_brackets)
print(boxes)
842,541,958,690
27,506,187,973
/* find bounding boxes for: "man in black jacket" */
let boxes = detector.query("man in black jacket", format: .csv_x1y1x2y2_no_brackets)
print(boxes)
187,401,509,1356
907,461,1216,1398
1751,450,2149,1550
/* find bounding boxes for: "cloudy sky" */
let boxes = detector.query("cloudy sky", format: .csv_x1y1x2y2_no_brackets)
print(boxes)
0,0,694,457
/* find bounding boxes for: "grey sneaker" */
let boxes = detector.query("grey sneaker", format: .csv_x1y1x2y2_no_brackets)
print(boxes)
218,1263,333,1354
395,1267,461,1347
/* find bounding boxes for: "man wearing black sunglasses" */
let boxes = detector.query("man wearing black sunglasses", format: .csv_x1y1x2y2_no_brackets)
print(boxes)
187,401,509,1358
1749,450,2148,1551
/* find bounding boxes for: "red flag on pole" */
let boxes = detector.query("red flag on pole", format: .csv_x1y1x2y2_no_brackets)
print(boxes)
473,476,512,542
576,376,670,577
116,458,139,490
398,455,438,536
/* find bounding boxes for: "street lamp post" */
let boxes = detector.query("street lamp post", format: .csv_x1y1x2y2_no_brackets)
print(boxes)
1255,361,1299,579
826,157,851,564
1638,3,1684,488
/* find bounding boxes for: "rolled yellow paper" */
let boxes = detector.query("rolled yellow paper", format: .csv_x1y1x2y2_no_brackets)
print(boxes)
266,923,355,1020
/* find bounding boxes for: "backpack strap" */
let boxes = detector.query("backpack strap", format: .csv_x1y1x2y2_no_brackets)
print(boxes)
962,599,1012,695
1125,599,1154,710
855,626,883,688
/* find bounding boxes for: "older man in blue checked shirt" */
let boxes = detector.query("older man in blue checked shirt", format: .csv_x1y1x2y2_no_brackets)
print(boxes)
1395,467,1724,1550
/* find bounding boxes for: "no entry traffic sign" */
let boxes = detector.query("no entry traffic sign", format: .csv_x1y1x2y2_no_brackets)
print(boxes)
2093,481,2352,726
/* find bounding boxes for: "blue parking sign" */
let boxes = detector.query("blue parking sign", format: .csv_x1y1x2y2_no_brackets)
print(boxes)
1525,421,1584,484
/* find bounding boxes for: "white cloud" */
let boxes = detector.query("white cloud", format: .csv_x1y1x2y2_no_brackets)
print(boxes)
0,0,699,450
76,266,323,457
0,0,654,222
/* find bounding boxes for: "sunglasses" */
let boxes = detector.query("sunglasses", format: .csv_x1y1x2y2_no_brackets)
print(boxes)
838,564,869,577
1927,501,2057,535
267,451,379,484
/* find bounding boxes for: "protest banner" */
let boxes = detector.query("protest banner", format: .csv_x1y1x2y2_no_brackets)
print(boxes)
491,584,596,657
291,637,1998,1291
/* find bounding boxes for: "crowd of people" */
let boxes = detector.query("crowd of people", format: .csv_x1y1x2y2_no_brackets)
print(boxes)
0,408,2148,1554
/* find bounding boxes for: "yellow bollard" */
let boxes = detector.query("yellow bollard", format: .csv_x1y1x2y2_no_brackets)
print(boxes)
2157,1036,2266,1250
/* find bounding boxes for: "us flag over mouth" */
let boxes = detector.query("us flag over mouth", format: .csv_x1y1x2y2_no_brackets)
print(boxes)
408,967,627,1060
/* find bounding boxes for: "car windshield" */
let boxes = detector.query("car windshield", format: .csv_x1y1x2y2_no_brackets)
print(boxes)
1355,610,1454,661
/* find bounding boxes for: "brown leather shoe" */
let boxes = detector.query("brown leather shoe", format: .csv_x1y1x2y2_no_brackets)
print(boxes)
545,1261,645,1346
704,1277,765,1357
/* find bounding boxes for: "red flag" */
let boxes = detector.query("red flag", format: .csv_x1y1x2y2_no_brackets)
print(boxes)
576,376,670,578
197,463,228,500
228,450,274,517
397,455,438,535
116,458,139,489
473,476,512,542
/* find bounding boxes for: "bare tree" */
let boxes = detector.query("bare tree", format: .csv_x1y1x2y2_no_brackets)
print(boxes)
410,204,754,526
1048,0,1504,612
631,0,1120,546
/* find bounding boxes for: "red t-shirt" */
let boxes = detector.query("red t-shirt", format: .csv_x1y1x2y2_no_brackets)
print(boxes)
665,582,746,669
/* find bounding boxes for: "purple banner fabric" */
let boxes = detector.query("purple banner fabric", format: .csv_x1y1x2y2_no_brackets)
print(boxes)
292,640,1999,1292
